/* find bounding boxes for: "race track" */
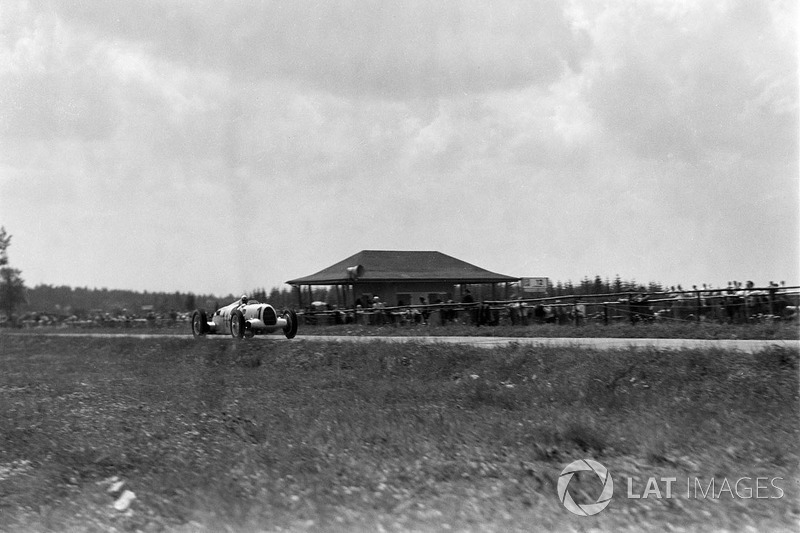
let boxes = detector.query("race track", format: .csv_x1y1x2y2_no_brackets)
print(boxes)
6,331,798,354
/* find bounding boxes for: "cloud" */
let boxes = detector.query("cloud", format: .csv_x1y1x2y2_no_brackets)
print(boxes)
580,1,798,164
0,4,228,148
0,9,118,140
0,1,797,294
52,1,589,98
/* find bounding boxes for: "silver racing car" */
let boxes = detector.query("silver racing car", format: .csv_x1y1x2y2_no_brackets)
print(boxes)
191,296,298,339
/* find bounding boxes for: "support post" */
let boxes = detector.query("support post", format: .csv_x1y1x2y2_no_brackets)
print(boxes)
352,281,358,324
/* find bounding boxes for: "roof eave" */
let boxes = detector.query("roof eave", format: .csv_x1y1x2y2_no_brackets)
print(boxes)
286,277,520,285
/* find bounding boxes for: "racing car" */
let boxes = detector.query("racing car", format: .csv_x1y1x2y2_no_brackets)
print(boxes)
191,296,298,339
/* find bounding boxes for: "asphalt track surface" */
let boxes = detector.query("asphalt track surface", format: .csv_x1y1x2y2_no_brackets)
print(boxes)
7,332,798,353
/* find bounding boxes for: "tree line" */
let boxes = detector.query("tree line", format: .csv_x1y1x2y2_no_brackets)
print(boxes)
550,275,665,296
17,285,301,318
23,285,224,318
15,284,310,319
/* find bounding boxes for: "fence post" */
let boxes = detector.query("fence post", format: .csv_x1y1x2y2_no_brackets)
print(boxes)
744,295,749,323
604,303,608,325
574,297,579,327
696,291,701,322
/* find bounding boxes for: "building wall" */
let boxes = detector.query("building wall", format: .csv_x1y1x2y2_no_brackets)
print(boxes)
353,282,457,307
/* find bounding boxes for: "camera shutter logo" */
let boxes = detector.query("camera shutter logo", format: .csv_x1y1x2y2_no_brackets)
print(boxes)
557,459,614,516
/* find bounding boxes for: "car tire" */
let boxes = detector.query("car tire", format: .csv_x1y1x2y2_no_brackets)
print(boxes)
191,309,208,337
231,309,245,339
283,309,298,339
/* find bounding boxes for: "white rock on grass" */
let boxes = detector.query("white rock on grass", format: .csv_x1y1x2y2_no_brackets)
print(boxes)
108,480,125,495
113,490,136,511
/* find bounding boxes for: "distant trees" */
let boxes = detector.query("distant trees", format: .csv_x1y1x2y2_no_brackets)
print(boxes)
250,288,268,302
549,275,665,297
21,284,309,316
256,285,328,309
23,285,228,317
184,293,196,312
613,274,623,293
0,227,27,320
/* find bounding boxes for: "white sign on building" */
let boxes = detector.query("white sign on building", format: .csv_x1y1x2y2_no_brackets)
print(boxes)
521,277,549,293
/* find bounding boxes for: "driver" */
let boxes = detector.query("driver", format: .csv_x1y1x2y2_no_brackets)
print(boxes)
239,294,248,307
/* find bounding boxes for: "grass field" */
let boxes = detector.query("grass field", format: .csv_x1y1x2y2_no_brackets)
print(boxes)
17,317,800,340
302,319,800,340
0,335,798,532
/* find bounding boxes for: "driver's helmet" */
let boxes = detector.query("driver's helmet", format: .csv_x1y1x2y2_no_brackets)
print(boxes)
240,295,248,305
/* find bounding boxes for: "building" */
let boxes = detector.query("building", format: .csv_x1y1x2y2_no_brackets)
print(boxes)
286,250,519,308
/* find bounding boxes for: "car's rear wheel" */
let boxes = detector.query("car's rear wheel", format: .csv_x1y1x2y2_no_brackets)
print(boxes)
191,309,208,337
231,309,245,339
283,309,298,339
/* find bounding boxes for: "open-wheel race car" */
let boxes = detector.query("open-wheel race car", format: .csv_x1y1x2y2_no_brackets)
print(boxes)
191,296,298,339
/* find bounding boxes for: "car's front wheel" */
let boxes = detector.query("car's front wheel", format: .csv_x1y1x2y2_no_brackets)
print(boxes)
231,309,246,339
283,309,298,339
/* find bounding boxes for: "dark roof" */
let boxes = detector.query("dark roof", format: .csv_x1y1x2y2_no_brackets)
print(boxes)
286,250,519,285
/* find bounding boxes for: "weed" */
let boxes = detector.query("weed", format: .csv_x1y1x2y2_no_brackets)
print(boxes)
756,345,799,369
462,377,520,410
559,420,608,455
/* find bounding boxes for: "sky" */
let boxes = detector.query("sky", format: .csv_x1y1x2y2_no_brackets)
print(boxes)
0,0,797,297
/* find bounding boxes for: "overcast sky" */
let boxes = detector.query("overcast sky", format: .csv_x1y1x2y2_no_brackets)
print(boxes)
1,1,797,296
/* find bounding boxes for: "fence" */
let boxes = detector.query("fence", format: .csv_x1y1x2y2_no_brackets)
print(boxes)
299,285,800,327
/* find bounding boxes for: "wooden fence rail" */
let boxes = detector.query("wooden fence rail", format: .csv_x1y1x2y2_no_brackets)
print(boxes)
299,285,800,327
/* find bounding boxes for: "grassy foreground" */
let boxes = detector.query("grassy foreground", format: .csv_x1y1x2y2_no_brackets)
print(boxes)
0,335,798,532
301,320,800,340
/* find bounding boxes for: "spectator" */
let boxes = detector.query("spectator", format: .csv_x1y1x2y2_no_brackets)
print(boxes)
373,296,385,325
445,298,456,324
462,289,476,324
572,301,586,326
508,298,523,325
419,297,429,324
